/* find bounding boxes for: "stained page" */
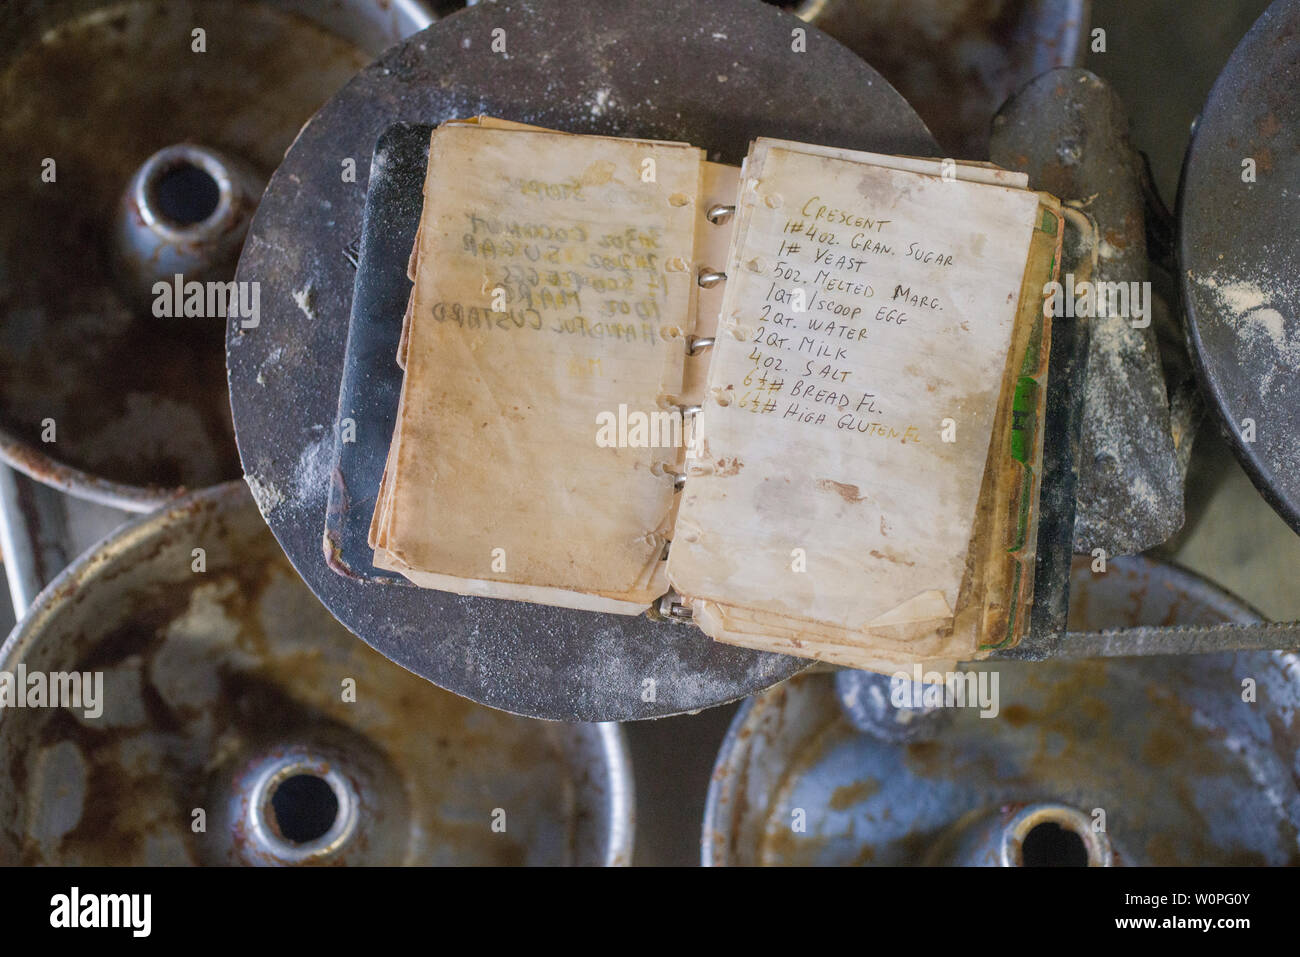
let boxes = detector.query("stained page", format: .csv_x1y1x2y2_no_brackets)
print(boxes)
375,125,702,601
667,139,1040,630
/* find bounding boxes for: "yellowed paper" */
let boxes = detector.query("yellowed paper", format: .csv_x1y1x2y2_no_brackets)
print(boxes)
372,124,704,604
366,123,1055,658
667,139,1041,648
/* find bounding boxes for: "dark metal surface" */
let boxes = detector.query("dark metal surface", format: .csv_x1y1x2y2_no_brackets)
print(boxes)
325,123,427,586
1179,0,1300,534
992,68,1185,556
791,0,1091,159
228,0,939,721
705,556,1300,866
1003,619,1300,659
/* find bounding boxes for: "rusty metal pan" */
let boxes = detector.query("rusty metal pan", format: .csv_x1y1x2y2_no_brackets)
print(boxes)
227,0,939,721
0,481,632,865
0,0,433,511
704,555,1300,866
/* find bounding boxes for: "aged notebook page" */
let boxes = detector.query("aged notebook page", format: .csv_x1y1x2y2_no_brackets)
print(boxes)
694,198,1061,667
667,139,1042,648
372,124,703,605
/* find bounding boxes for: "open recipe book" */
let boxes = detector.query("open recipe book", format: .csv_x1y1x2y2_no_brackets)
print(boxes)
365,117,1063,671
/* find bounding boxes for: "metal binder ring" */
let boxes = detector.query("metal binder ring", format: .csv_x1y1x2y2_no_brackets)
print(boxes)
697,268,727,288
658,591,694,621
677,404,702,417
672,471,687,491
687,336,715,355
706,204,736,225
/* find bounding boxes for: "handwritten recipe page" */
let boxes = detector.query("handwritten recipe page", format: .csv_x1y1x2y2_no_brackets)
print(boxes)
668,139,1041,632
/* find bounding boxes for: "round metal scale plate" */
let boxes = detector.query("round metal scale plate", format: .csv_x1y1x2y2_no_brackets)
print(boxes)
228,0,938,721
1179,0,1300,532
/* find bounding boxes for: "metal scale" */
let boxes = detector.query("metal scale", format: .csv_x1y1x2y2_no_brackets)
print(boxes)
225,0,1300,722
228,0,938,722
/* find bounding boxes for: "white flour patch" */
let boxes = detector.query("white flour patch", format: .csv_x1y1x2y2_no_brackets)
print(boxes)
293,283,316,320
1193,270,1296,395
1250,307,1286,343
293,431,334,499
255,345,283,386
589,88,614,117
245,470,285,514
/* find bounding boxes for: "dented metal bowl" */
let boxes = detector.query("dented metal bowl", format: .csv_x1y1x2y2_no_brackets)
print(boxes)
703,556,1300,865
0,0,433,510
0,482,632,865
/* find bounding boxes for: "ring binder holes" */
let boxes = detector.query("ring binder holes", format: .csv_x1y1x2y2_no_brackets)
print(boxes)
668,193,691,207
660,325,683,341
697,268,727,288
728,326,748,341
665,257,689,272
706,204,735,225
711,388,733,407
763,193,783,209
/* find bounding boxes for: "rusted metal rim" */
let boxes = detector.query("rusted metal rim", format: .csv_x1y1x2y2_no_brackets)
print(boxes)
0,432,181,512
998,802,1114,867
1,481,633,865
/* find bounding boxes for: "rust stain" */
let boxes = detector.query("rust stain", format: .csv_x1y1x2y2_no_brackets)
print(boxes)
3,490,602,866
829,777,880,811
869,548,915,567
1000,703,1031,727
816,478,868,503
579,160,616,187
